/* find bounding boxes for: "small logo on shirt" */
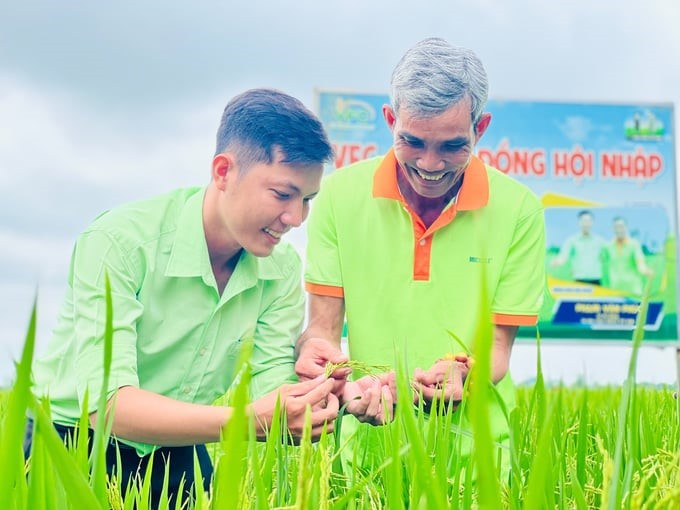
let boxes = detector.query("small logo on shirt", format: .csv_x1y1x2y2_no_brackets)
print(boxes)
469,256,493,263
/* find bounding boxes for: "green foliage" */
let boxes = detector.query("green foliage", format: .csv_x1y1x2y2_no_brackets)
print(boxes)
1,282,678,508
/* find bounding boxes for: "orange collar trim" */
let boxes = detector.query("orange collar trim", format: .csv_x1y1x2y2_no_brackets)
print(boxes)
372,149,489,210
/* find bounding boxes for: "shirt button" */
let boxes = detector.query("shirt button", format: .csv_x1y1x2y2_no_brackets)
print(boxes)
199,348,207,356
183,386,192,395
419,239,427,246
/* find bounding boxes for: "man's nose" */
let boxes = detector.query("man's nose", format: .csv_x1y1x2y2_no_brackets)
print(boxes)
281,200,305,227
416,150,445,171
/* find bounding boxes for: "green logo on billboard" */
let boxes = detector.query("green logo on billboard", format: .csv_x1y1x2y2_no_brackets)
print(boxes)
624,110,665,141
331,98,376,128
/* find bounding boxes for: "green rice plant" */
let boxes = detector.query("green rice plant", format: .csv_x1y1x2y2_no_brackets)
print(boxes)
91,274,115,507
0,296,36,509
31,400,104,508
324,361,392,379
211,339,253,508
3,270,680,509
466,235,502,510
607,278,652,510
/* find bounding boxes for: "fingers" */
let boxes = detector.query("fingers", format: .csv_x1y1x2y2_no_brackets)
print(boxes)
286,375,334,399
414,360,468,387
412,381,461,414
360,383,381,419
453,353,469,364
413,367,444,388
341,381,363,404
295,337,348,381
345,388,375,423
327,365,352,380
344,379,395,426
294,358,326,381
285,377,339,425
412,361,467,413
412,380,439,402
291,393,339,440
308,392,339,428
379,385,394,423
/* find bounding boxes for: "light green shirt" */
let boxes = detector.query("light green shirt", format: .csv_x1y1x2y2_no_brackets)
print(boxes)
558,233,607,281
604,238,646,295
32,187,303,455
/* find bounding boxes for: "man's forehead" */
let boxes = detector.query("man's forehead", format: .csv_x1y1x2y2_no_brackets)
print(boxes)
397,121,473,144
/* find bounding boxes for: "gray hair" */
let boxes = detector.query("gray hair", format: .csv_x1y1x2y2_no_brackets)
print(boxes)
390,37,489,125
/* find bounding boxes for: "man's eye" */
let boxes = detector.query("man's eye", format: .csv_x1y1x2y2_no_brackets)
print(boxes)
442,144,466,152
273,190,290,199
401,137,422,148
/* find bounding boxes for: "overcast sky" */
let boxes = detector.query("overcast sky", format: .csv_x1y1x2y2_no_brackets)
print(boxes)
1,0,679,387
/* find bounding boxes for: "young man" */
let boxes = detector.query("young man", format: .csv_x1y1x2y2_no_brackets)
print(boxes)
295,38,546,476
550,210,607,285
27,88,339,505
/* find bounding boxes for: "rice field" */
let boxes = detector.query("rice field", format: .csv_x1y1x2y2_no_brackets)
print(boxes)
1,296,679,509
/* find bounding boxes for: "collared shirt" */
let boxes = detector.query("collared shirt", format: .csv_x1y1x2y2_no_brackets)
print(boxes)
557,233,607,281
304,150,545,454
32,187,303,455
603,237,646,295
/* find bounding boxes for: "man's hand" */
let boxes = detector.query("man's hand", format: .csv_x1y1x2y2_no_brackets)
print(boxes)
295,337,350,393
342,373,396,426
250,375,339,441
412,354,471,413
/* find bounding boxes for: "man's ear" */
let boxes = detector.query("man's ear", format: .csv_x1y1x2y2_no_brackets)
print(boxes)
382,104,397,131
474,112,492,141
211,153,237,191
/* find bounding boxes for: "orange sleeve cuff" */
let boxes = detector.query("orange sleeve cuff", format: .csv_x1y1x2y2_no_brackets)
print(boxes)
305,282,345,298
493,313,538,327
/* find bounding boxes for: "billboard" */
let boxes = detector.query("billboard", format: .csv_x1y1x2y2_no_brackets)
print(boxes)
315,89,678,343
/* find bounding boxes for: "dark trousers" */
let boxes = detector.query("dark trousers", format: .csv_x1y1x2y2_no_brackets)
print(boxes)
23,419,213,509
575,278,602,286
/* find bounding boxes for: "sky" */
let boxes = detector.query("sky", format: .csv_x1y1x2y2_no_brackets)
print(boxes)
1,0,679,387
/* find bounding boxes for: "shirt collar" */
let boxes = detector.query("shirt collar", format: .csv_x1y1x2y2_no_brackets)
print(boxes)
165,188,284,282
165,189,210,278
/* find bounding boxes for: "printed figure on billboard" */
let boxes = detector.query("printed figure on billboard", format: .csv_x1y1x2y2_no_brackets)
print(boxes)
549,209,607,285
603,216,653,295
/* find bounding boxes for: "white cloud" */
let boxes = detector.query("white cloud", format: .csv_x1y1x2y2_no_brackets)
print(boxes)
558,116,594,143
0,74,220,238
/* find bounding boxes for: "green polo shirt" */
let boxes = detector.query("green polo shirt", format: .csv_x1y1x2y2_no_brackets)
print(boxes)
603,238,646,295
32,187,303,455
305,150,545,465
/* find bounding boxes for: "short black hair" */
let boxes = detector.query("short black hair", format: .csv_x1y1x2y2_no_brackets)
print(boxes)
215,88,334,168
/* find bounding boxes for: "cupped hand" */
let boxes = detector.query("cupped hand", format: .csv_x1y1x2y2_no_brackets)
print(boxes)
342,372,396,426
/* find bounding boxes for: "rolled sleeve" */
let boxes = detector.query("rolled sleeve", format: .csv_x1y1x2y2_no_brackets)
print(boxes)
71,230,142,413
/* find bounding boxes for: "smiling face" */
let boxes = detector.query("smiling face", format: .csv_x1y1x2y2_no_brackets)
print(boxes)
384,96,490,200
208,149,323,259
